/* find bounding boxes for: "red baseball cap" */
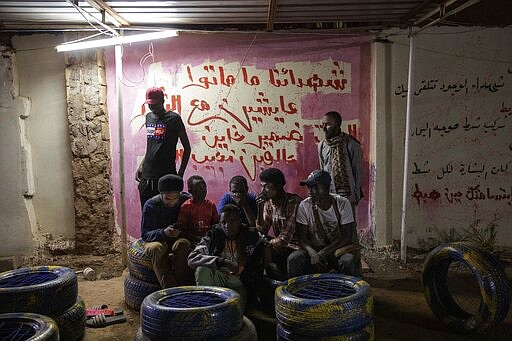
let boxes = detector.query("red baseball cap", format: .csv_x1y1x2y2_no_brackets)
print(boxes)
145,87,164,105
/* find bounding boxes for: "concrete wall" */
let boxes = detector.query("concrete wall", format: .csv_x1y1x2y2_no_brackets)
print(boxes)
385,27,512,249
0,34,75,256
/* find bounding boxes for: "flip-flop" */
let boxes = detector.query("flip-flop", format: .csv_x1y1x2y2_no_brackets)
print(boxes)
86,313,126,328
86,305,124,318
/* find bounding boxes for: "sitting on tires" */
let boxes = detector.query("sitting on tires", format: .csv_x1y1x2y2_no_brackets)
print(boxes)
177,175,219,244
256,168,302,281
288,170,361,278
187,204,267,312
141,174,193,288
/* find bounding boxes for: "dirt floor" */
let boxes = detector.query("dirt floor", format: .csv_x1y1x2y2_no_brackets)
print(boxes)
21,247,512,340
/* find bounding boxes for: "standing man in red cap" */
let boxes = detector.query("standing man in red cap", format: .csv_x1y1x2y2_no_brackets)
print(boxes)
136,87,191,209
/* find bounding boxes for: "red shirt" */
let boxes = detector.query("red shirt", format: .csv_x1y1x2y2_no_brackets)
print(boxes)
178,198,219,239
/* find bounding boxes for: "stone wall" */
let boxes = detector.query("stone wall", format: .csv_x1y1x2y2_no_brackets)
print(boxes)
65,49,114,254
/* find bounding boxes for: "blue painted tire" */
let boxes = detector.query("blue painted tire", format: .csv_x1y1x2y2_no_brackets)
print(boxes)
275,273,373,337
124,274,161,311
276,322,374,341
51,296,86,341
0,266,77,316
136,316,257,341
423,242,511,332
128,239,160,285
0,313,59,341
141,286,243,340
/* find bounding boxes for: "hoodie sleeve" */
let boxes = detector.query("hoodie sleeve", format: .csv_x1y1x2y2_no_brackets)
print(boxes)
187,232,221,269
141,200,166,242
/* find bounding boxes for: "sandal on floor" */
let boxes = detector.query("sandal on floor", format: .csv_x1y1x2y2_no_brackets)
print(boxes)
86,313,126,328
86,304,124,318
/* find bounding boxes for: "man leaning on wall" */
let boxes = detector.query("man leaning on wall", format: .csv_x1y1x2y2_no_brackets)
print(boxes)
318,111,363,218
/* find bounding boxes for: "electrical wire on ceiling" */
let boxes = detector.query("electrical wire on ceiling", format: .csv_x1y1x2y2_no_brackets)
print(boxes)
61,0,118,46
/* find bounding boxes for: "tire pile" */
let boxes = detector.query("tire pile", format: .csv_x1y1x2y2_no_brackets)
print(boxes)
0,266,86,340
124,239,161,310
423,242,511,333
135,286,257,340
275,273,374,340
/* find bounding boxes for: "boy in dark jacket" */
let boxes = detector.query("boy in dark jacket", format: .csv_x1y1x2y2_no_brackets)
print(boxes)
188,204,266,311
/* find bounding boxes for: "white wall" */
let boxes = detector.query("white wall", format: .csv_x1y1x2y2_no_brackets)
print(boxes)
0,34,75,256
0,47,34,255
386,27,512,249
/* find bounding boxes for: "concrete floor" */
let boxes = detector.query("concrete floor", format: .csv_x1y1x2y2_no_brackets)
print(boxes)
78,267,512,341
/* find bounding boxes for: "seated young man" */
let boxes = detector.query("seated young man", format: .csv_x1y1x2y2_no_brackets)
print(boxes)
141,174,192,287
178,175,219,244
256,168,302,280
288,170,361,278
187,204,266,312
217,175,258,226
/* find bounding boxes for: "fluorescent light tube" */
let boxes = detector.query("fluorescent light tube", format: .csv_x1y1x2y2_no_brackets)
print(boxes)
56,30,178,52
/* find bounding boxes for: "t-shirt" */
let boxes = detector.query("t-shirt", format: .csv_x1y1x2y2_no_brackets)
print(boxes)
142,110,186,179
296,194,354,247
217,192,258,225
178,198,219,237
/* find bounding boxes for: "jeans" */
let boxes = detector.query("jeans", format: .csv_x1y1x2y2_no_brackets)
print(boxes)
287,248,361,279
144,238,194,288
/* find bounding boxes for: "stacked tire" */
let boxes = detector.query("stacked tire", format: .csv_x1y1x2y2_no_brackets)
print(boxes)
0,266,86,340
423,242,511,333
125,239,161,310
275,273,374,340
136,286,257,340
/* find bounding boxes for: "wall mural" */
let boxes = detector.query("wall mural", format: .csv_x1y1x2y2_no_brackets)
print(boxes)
393,65,512,248
106,33,371,239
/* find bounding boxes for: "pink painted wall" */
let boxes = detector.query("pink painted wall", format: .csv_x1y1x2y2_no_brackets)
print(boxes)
106,33,372,240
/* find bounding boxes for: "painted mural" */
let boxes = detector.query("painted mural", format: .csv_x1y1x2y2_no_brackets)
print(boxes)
106,33,371,239
391,30,512,247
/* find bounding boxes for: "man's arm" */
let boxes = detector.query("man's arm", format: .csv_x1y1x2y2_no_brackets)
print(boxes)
187,233,219,269
141,201,166,242
135,156,145,182
318,221,356,258
350,140,364,204
297,222,322,265
177,129,191,178
270,195,301,248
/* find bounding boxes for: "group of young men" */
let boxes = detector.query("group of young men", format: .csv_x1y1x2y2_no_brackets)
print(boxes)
136,87,364,312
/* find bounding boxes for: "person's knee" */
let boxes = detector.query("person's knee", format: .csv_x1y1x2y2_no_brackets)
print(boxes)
338,253,359,276
172,238,192,255
195,266,214,285
287,250,308,277
144,241,168,258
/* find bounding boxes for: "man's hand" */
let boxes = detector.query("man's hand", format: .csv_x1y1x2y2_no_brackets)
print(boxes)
135,161,143,182
164,225,180,239
256,192,267,205
223,259,240,274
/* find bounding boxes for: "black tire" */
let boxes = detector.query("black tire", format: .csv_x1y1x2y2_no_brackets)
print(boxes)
275,273,373,337
0,312,59,341
51,296,86,341
124,274,161,311
141,286,243,340
0,266,77,316
226,316,258,341
423,242,511,333
136,316,258,341
128,239,160,285
276,322,374,341
259,276,286,314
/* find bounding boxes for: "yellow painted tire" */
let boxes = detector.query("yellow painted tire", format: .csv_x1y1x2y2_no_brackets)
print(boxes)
0,313,59,341
127,239,160,284
50,296,86,341
275,273,373,337
276,321,374,341
0,266,77,316
422,242,511,332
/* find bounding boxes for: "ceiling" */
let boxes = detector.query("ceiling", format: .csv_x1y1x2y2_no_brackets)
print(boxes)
0,0,510,34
